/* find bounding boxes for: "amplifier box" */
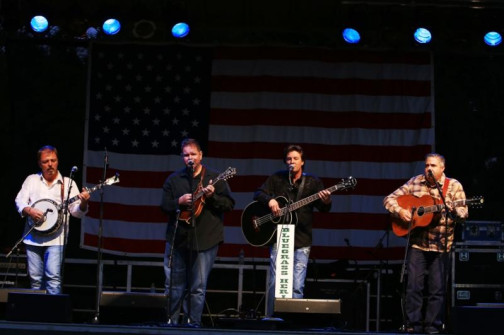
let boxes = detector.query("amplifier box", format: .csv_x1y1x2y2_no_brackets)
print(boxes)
99,291,167,324
453,247,504,285
460,221,503,244
274,298,341,314
453,285,504,306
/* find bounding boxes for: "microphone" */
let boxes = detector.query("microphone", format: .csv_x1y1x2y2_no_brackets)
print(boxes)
427,169,434,178
187,159,194,166
71,166,78,173
288,164,294,171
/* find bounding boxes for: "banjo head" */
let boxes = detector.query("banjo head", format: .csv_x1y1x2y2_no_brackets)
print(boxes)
30,198,61,234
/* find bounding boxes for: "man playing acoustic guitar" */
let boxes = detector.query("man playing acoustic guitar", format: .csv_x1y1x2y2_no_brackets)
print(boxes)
253,144,332,318
384,153,468,334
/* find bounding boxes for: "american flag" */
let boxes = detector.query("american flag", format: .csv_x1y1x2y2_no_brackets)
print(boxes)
82,43,434,262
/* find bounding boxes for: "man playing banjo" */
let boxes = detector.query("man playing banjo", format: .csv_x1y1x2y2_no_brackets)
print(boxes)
15,145,90,294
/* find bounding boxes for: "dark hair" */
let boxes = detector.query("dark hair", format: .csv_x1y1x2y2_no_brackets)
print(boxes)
284,144,305,163
37,145,58,161
180,138,201,152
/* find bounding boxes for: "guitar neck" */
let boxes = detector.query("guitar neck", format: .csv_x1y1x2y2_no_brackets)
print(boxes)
422,199,469,214
280,184,338,215
193,178,223,200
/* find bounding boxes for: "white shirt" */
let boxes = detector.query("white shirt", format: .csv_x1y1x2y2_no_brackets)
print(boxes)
15,171,87,246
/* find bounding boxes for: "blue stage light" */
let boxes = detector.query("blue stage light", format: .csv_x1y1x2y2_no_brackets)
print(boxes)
171,22,190,38
342,28,360,44
414,28,432,44
484,31,502,46
30,16,49,33
102,19,121,35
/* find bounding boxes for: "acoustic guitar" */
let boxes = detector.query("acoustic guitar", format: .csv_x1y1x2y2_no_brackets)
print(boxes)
391,194,484,237
241,176,357,247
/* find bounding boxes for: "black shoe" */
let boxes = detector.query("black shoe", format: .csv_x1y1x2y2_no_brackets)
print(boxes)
405,325,423,333
424,326,440,334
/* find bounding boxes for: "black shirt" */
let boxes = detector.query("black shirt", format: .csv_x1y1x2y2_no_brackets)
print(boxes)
161,166,235,251
253,170,331,248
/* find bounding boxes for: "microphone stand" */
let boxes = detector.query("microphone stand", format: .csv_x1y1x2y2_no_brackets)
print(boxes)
93,149,108,323
399,206,416,332
431,176,452,329
186,163,195,324
167,210,180,324
60,168,75,293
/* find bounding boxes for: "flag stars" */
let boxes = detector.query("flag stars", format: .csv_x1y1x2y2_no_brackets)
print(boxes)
152,118,160,126
125,84,132,91
171,139,178,147
162,129,170,136
166,64,172,71
144,86,152,93
105,85,112,91
174,96,181,103
106,62,114,70
181,130,188,137
96,93,103,100
126,63,133,69
142,129,150,136
182,108,189,116
94,114,102,121
113,95,122,103
164,86,172,93
104,106,111,112
124,106,131,114
154,96,161,104
132,139,139,147
193,98,201,106
113,117,120,124
103,126,110,134
122,128,130,135
94,137,101,144
191,120,199,127
134,96,141,103
135,74,143,81
133,118,140,125
163,108,171,115
151,140,159,148
112,138,119,146
155,75,163,82
172,117,179,125
174,74,181,81
185,65,192,72
183,87,191,94
146,65,153,71
194,76,201,84
143,107,151,115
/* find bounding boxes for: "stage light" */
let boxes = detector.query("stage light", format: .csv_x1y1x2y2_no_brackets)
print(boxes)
86,27,99,39
414,28,432,44
342,28,360,44
484,31,502,46
171,22,190,38
102,18,121,35
30,16,49,33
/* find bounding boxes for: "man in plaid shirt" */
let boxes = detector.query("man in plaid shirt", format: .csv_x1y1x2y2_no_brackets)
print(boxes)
384,153,468,334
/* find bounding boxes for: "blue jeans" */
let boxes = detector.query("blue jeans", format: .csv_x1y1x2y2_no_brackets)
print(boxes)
25,244,64,295
406,247,447,330
166,244,218,325
266,244,310,316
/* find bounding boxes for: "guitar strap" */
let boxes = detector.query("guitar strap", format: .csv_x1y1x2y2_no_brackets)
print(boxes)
442,178,450,198
294,175,306,201
60,179,65,213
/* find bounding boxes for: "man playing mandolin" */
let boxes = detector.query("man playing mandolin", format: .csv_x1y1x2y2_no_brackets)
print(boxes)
383,153,468,334
14,145,90,295
160,138,235,327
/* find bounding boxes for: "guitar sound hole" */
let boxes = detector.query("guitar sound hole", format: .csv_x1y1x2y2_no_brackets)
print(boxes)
417,207,424,216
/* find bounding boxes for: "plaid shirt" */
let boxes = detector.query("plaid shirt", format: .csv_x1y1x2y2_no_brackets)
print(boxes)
384,173,468,252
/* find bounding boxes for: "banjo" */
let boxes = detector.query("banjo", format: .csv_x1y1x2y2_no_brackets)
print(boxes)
27,174,120,235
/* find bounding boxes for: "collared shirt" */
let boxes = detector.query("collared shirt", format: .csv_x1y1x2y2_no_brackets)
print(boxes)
384,173,468,252
253,170,332,248
15,171,87,246
160,165,235,251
